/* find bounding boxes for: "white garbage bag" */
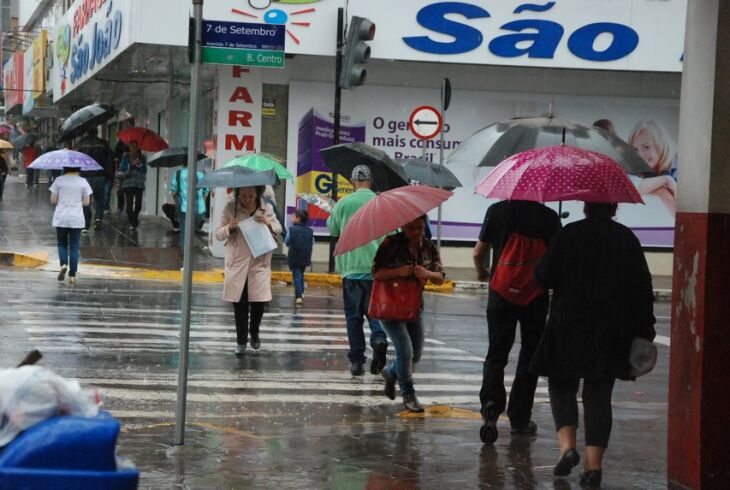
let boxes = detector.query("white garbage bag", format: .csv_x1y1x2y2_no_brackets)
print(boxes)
0,366,100,447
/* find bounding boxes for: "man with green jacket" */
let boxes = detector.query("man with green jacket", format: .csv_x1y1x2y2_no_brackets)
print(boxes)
327,165,388,376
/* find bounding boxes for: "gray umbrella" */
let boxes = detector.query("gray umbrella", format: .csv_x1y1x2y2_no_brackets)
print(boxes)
197,166,280,189
148,147,207,168
11,132,38,148
320,142,409,192
447,116,653,174
395,158,462,190
57,103,116,142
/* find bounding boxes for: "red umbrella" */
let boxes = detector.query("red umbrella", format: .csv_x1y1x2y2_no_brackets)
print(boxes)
335,186,453,256
117,127,169,152
475,145,643,204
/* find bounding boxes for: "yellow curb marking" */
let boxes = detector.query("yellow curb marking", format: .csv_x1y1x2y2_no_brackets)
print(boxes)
397,404,481,420
66,264,456,291
0,250,49,268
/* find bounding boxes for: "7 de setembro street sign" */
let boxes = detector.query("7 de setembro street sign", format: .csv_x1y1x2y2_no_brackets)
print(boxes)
201,20,285,68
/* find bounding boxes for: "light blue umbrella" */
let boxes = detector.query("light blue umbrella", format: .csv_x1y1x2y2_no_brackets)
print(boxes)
28,149,103,171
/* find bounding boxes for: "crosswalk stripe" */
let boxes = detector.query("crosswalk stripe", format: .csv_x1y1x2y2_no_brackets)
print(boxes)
27,335,468,354
99,387,547,406
76,377,517,394
24,326,449,346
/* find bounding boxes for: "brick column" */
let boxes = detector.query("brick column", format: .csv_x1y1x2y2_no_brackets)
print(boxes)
667,1,730,488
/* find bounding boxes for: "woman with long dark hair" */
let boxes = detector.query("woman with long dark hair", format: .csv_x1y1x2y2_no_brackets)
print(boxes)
215,186,282,355
119,140,147,230
373,216,445,412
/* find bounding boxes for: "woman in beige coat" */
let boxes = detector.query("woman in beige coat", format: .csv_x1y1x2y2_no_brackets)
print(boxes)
216,186,282,355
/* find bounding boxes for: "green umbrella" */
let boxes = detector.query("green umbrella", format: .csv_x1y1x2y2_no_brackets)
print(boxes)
223,152,293,180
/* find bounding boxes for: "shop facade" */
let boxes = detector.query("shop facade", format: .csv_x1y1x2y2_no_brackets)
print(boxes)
44,0,686,263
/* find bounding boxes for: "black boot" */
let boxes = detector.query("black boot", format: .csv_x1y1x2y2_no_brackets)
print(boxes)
403,393,424,413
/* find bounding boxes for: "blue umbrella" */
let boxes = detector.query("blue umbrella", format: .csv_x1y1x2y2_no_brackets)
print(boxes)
28,149,103,171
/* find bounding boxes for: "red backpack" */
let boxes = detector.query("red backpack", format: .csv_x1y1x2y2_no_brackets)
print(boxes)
489,232,546,306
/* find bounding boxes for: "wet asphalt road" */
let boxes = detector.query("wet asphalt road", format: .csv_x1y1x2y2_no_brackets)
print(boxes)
0,267,671,489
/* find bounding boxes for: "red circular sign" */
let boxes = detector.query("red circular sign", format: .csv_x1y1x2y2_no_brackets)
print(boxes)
408,105,443,140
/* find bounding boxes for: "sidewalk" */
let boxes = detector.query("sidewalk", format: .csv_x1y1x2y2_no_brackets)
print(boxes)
0,175,673,297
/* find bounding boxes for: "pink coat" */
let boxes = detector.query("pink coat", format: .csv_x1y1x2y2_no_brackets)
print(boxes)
215,199,282,303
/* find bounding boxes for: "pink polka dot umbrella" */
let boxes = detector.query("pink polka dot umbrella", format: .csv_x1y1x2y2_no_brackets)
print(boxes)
475,145,644,204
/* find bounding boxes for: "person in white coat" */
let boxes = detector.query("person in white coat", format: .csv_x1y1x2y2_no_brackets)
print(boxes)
216,186,282,355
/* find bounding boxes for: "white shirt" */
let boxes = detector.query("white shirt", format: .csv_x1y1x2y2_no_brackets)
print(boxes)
49,174,93,229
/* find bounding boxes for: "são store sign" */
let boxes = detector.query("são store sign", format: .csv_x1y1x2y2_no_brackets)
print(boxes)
54,0,128,99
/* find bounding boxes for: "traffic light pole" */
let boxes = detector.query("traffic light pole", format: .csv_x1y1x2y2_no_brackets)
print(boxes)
328,7,344,274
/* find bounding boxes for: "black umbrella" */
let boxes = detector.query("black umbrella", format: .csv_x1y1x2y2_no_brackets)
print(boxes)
148,147,207,168
396,158,462,190
197,166,280,189
57,103,116,142
320,142,408,192
11,132,38,148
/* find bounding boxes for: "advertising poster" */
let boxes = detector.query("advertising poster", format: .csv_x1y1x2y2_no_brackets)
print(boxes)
286,81,678,247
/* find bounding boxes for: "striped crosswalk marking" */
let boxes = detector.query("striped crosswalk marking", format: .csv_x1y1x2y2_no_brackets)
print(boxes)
5,271,547,418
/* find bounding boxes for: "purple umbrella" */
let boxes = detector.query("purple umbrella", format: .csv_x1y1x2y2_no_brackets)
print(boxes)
28,149,103,171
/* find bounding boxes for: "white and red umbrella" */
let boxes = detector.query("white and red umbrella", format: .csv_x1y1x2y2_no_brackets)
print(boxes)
475,145,643,204
335,186,453,256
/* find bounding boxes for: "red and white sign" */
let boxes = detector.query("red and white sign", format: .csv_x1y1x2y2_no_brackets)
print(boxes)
3,52,24,110
408,105,442,140
209,65,263,258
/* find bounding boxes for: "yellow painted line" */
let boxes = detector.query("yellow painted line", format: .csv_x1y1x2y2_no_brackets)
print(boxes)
73,265,455,291
398,404,482,420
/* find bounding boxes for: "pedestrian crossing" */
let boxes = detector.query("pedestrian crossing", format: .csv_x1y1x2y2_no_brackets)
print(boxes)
3,270,549,420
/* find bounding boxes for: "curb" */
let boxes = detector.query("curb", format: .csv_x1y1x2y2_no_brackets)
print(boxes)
0,251,49,268
1,251,667,298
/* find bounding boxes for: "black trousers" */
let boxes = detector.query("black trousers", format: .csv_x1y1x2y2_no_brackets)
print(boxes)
124,188,144,227
233,282,265,346
548,377,616,448
479,296,548,427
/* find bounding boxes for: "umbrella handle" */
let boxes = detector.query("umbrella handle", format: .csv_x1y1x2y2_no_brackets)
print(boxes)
561,127,566,145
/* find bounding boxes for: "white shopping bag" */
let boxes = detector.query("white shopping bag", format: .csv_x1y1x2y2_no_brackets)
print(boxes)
239,217,277,258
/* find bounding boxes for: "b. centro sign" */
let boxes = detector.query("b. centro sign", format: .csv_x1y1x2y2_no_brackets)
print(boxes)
53,0,130,99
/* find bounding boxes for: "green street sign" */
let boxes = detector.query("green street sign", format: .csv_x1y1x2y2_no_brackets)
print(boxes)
201,46,285,68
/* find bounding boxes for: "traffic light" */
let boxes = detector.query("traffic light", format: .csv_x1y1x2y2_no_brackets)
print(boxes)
339,16,375,89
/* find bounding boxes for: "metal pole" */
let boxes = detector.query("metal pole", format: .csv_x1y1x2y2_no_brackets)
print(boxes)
174,0,203,446
328,7,344,274
436,78,449,250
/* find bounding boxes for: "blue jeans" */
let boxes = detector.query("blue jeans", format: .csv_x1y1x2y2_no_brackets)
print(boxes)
103,179,114,210
88,176,106,222
382,317,424,397
291,266,305,298
178,212,203,248
342,278,387,364
57,227,82,276
26,168,37,189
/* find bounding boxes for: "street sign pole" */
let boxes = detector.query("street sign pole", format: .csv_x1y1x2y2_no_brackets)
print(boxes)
328,7,344,274
174,0,203,446
436,78,450,250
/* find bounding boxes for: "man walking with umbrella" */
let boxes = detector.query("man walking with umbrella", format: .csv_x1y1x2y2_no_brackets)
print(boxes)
77,127,114,231
473,199,561,444
326,165,388,376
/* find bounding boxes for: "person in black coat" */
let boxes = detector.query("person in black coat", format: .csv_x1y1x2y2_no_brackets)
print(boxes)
530,202,656,487
284,209,314,305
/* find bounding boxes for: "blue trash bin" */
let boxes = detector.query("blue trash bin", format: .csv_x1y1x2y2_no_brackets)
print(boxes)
0,412,138,490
